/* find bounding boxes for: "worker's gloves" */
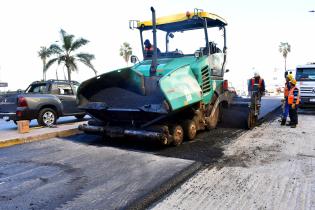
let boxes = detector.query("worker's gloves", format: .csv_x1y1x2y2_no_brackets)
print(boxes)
291,104,296,109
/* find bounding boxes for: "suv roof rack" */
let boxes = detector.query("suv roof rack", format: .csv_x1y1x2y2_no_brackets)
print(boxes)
31,80,79,84
47,79,79,83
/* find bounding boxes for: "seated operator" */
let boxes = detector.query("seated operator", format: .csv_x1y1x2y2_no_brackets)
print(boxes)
144,39,160,58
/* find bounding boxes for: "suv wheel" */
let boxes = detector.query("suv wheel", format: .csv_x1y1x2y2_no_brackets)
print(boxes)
38,108,57,127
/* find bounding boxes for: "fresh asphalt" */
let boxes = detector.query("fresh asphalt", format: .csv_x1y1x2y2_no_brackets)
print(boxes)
0,96,281,210
221,96,281,128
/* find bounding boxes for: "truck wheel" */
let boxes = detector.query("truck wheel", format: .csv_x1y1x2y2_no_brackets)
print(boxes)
206,104,220,129
170,125,184,146
182,120,197,140
38,108,57,127
75,114,85,119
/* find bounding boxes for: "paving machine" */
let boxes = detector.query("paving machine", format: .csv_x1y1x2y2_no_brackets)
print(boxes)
77,8,252,145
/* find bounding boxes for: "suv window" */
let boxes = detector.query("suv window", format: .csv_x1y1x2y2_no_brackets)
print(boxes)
57,84,74,95
25,83,47,93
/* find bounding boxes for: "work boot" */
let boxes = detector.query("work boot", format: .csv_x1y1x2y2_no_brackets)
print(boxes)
290,124,297,128
280,119,286,126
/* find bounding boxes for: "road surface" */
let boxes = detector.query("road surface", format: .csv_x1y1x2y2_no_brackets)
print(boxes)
222,96,281,128
0,96,282,209
0,134,196,210
151,114,315,210
259,96,282,118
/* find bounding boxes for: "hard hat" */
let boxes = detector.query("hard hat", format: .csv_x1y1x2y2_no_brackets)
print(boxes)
254,71,260,77
286,73,293,81
290,79,297,85
144,39,151,46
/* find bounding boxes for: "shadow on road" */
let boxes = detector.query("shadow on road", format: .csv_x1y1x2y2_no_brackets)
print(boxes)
298,108,315,115
63,106,283,164
63,125,245,164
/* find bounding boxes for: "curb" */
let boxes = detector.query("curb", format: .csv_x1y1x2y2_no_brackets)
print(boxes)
0,128,82,149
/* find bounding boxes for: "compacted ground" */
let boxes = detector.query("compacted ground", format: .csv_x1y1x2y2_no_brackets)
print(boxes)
151,114,315,210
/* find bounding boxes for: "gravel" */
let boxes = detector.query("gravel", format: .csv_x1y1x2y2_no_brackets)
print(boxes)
151,114,315,210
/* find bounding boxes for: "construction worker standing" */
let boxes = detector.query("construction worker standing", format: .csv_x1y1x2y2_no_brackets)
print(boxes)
246,72,265,124
281,73,293,125
248,72,265,100
287,79,300,128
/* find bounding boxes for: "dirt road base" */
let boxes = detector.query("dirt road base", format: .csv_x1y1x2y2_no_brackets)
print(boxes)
151,114,315,209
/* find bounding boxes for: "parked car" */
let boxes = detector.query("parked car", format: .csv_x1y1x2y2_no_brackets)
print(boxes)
0,80,85,126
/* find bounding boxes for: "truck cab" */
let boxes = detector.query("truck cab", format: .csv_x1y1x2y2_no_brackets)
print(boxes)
295,64,315,107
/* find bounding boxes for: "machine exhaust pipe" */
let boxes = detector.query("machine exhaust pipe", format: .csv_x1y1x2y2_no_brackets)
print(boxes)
150,6,158,75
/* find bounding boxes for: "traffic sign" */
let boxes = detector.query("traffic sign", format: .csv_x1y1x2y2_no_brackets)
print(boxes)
0,82,8,87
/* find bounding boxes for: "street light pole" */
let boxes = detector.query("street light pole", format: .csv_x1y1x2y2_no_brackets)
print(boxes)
309,10,315,63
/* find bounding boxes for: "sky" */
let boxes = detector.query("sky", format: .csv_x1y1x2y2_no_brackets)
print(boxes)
0,0,314,91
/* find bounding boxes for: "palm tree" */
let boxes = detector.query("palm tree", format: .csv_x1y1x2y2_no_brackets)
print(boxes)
46,29,97,82
119,42,132,66
38,46,53,81
279,42,291,71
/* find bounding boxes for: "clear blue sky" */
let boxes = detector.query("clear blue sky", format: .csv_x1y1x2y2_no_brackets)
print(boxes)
0,0,314,90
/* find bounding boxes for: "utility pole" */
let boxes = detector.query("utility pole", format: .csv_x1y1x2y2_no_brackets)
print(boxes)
0,66,1,93
0,66,8,92
309,10,315,62
0,65,2,82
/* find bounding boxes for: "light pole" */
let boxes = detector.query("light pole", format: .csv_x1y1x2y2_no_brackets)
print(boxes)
309,10,315,62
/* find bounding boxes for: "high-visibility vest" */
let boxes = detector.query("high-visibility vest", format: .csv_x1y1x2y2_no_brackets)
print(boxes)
144,46,153,57
288,87,300,105
145,46,153,52
251,78,263,89
284,82,290,97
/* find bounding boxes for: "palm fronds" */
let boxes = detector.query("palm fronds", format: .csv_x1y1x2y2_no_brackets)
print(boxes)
45,29,96,81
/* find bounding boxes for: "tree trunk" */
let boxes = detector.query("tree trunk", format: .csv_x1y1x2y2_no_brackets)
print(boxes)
124,55,128,67
56,68,59,80
63,67,67,80
284,57,287,71
67,66,71,82
42,60,46,81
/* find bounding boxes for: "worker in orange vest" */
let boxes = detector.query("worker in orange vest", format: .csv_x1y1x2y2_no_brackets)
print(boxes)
281,73,293,125
143,39,161,58
287,79,300,128
248,72,265,97
144,39,154,58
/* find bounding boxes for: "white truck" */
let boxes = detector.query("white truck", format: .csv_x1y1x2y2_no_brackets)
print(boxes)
295,63,315,108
